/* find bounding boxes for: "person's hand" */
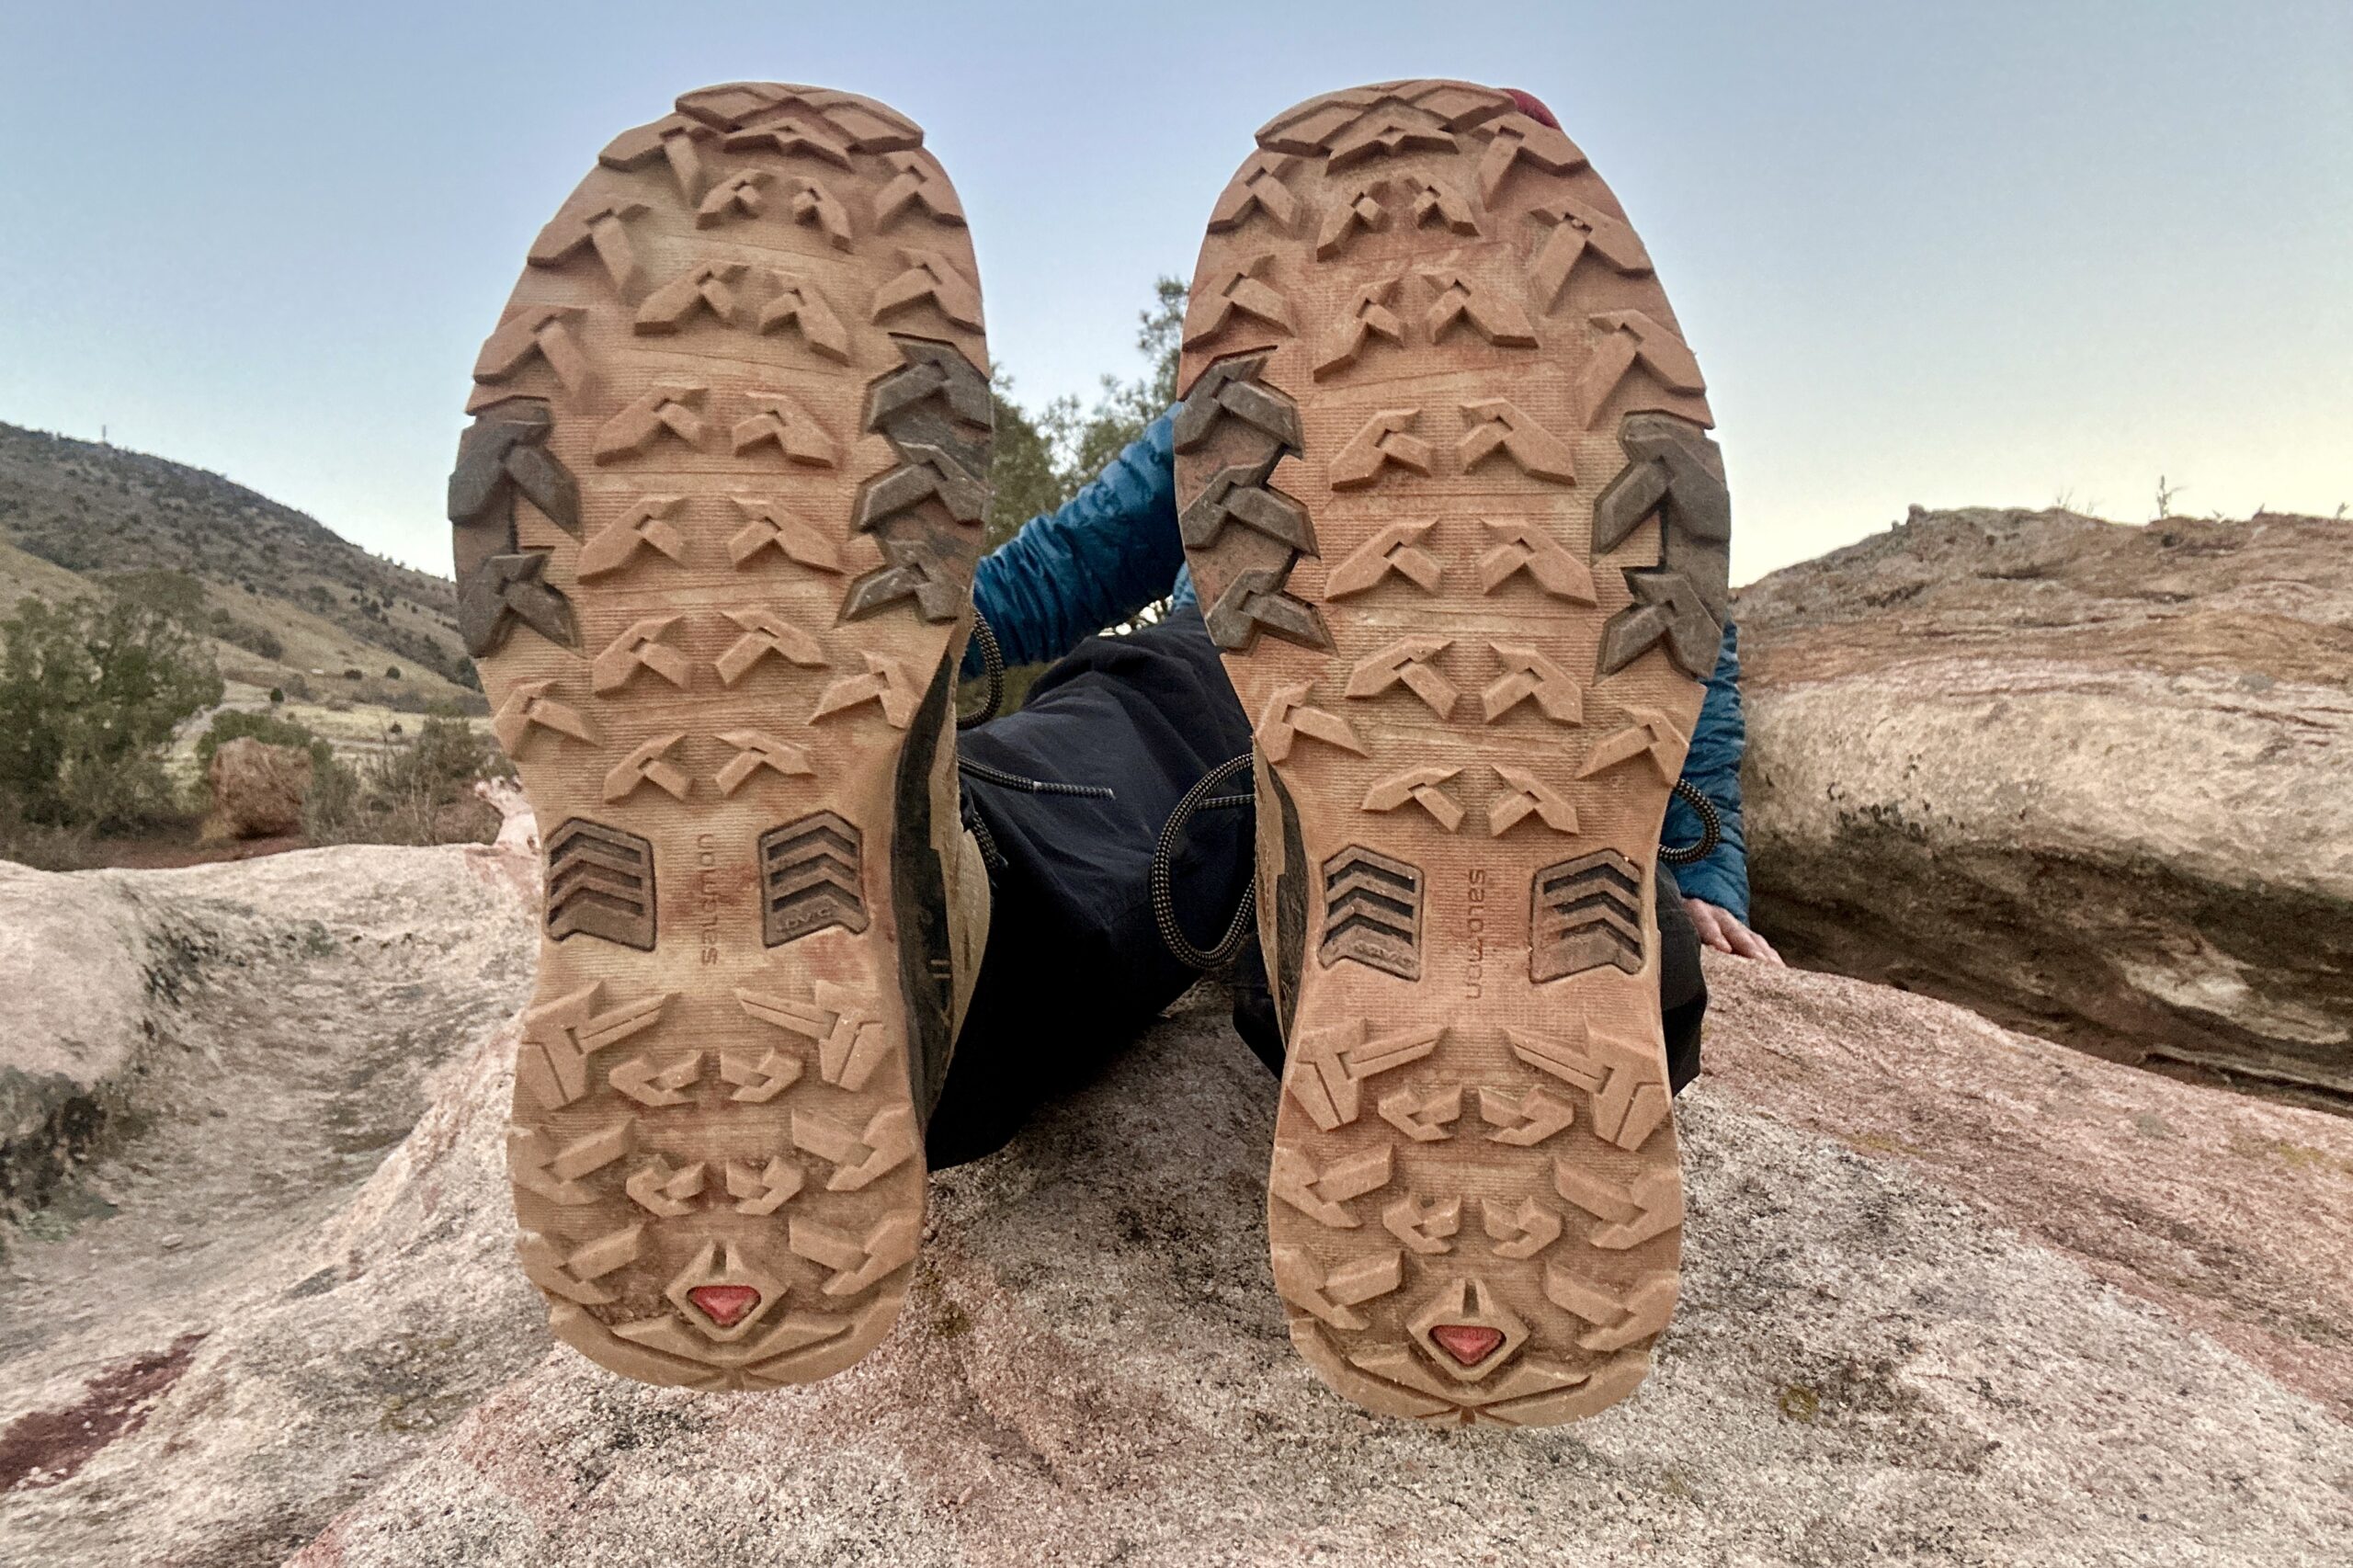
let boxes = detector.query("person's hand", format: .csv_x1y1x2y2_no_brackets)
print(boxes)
1684,898,1782,964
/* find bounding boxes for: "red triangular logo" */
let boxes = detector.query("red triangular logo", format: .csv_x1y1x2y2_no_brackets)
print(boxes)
688,1284,761,1328
1429,1324,1505,1366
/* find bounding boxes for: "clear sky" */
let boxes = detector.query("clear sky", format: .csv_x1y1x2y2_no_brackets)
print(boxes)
1,1,2347,585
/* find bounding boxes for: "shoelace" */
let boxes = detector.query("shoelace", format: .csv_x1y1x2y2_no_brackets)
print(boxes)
956,753,1117,873
1659,778,1722,868
956,614,1006,730
1149,753,1258,971
954,611,1080,872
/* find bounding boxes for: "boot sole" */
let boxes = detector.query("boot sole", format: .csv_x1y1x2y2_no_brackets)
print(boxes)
450,83,988,1389
1176,80,1728,1426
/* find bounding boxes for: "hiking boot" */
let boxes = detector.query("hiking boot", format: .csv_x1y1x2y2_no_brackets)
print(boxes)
1176,80,1726,1426
450,83,993,1388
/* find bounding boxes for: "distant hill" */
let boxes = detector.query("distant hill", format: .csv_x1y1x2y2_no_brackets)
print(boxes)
0,422,479,710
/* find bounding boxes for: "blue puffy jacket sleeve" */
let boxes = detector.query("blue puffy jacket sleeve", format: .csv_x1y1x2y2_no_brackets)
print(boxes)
1663,622,1750,921
965,411,1186,673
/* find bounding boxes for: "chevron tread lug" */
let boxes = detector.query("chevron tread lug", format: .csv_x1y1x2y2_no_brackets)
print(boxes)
452,84,986,1391
1178,79,1720,1428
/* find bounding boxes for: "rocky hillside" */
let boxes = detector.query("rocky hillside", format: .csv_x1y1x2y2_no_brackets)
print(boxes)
0,819,2346,1565
0,423,476,708
1736,507,2351,1109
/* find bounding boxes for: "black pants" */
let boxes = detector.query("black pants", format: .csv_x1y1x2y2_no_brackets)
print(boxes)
926,608,1707,1168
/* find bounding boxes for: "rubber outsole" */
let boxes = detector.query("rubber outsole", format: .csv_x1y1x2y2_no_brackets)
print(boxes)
1175,80,1728,1427
452,83,987,1389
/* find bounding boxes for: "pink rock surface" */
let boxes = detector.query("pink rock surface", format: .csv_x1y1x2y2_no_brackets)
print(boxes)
1701,950,2353,1421
0,839,2347,1566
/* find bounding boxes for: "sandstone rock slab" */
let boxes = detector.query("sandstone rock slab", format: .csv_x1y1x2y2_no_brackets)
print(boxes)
1737,507,2353,1105
0,866,162,1214
0,838,539,1562
0,841,2346,1566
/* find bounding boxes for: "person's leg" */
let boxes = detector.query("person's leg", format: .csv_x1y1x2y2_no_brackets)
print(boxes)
926,606,1256,1165
931,606,1707,1163
1655,865,1708,1093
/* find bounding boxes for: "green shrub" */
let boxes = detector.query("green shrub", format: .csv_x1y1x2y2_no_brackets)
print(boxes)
301,753,362,841
383,715,511,799
195,710,335,775
210,614,286,661
0,596,222,831
0,800,98,871
304,716,509,847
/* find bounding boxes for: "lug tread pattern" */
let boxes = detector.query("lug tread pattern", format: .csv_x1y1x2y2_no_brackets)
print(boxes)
1176,79,1716,1427
457,82,986,1391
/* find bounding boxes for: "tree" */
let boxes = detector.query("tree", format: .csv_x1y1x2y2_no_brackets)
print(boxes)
983,380,1067,552
970,276,1193,684
1046,275,1186,490
0,596,222,827
984,276,1187,545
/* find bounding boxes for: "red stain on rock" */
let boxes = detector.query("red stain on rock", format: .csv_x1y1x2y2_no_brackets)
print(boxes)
688,1285,760,1328
286,1517,347,1567
0,1331,205,1492
1429,1324,1505,1366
